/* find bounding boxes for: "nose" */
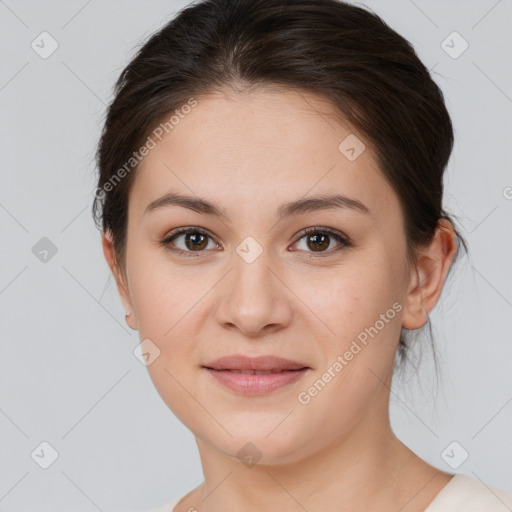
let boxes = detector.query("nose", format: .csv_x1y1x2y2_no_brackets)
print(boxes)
214,247,293,337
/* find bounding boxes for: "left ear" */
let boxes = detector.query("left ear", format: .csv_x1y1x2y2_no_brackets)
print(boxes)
402,219,459,330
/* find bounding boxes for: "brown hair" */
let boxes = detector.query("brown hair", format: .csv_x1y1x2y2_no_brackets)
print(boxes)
92,0,468,375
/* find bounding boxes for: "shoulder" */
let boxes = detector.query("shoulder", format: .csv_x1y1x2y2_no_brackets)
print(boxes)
426,473,512,512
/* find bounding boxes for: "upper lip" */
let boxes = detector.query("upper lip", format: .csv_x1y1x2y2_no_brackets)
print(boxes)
203,355,309,371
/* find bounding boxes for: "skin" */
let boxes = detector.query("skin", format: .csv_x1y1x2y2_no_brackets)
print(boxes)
102,86,458,511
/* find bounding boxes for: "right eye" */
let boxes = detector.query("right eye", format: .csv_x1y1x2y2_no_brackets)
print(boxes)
160,227,221,257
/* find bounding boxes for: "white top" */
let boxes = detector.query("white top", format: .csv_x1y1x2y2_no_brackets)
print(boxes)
145,473,512,512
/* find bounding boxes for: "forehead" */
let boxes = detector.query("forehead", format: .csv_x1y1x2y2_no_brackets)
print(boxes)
130,87,400,224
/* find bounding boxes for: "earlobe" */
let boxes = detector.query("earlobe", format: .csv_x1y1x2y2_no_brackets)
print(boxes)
125,312,138,331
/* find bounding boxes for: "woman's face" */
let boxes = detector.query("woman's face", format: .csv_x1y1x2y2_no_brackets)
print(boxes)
105,87,423,464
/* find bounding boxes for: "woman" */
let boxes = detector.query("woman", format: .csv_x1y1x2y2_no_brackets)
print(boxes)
92,0,512,510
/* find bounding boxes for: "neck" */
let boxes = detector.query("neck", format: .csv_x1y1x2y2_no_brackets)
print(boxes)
191,419,448,512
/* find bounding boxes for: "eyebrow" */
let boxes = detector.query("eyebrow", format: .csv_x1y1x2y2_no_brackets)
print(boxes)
144,192,370,220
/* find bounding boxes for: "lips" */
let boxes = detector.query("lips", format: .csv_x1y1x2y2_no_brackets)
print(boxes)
202,355,310,395
215,369,291,375
202,354,309,372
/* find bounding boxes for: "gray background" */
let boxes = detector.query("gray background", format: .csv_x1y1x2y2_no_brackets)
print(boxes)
0,1,511,511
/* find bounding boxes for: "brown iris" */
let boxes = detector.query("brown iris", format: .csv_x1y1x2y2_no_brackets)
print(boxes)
307,233,330,252
185,232,209,251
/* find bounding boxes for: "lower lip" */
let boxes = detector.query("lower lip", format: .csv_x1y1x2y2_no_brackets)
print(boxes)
204,368,309,395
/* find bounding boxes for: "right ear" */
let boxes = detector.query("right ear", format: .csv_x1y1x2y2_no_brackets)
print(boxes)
101,231,137,330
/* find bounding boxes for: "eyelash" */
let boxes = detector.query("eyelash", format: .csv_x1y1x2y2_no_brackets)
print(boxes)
160,226,353,258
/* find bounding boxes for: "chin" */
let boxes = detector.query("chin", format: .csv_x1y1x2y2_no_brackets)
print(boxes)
209,426,308,467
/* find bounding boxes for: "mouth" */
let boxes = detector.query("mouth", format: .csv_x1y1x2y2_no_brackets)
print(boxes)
202,355,310,395
205,368,305,374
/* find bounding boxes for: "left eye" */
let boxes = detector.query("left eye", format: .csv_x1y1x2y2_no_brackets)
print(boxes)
291,228,352,255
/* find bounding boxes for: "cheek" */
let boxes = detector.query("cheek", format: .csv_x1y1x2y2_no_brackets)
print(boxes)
126,246,200,336
302,269,405,404
299,263,401,341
